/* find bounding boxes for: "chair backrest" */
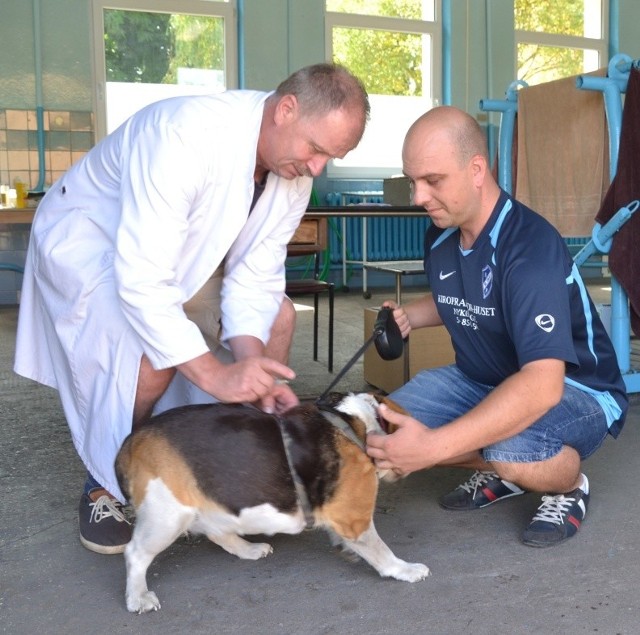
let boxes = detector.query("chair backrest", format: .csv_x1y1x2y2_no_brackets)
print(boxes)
287,215,328,255
287,215,328,281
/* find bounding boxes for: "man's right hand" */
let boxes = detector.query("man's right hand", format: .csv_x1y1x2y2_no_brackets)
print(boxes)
177,352,296,407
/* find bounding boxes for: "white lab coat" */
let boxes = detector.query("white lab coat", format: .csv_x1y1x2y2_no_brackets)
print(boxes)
14,90,312,500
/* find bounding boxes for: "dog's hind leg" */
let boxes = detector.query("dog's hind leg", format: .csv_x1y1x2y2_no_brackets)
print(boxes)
207,533,273,560
124,481,196,613
339,522,430,582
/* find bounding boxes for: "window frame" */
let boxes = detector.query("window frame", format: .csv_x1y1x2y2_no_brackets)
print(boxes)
325,3,442,179
514,0,608,84
90,0,237,141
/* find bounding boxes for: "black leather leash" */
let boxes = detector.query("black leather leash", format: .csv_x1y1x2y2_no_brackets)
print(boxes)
316,306,403,403
316,333,378,403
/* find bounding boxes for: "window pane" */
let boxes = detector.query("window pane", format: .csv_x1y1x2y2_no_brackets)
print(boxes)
514,0,602,38
517,43,601,85
332,27,428,96
326,0,434,21
104,9,226,132
330,93,433,175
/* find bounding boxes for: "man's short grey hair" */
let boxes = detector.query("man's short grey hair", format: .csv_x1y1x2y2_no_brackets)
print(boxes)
275,63,370,122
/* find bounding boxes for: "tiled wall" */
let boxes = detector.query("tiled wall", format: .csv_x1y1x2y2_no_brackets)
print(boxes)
0,108,93,190
0,108,93,304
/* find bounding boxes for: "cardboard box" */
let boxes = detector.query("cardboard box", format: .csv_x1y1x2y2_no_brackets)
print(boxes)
363,307,455,393
383,176,412,206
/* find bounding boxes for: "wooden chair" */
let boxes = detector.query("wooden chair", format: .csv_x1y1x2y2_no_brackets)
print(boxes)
286,215,334,372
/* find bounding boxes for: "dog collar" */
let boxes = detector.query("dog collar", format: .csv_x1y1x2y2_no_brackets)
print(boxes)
276,416,315,529
318,409,366,452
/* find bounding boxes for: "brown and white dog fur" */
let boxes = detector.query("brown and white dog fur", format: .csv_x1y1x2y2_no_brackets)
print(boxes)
115,392,430,614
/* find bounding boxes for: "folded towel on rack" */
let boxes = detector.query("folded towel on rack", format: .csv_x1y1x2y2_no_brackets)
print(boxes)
516,69,609,237
596,66,640,337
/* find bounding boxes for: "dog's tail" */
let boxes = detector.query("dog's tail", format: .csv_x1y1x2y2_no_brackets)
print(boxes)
114,433,134,503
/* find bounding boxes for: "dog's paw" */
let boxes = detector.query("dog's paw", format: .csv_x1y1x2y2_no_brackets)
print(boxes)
239,542,273,560
127,591,161,614
389,561,431,583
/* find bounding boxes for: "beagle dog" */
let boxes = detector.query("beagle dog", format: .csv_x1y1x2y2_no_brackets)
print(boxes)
115,392,430,614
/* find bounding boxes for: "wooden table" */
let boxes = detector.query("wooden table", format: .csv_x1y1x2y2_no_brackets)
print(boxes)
305,205,425,295
0,208,36,224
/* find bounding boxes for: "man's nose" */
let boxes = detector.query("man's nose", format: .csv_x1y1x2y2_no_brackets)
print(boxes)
307,155,330,177
411,183,430,208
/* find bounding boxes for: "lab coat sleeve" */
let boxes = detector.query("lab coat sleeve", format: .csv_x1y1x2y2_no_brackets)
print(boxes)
220,176,313,345
114,122,211,370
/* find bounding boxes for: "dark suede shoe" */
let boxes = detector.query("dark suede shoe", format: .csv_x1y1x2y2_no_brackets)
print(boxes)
78,488,132,554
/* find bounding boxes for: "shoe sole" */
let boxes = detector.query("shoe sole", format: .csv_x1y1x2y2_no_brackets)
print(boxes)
79,533,128,555
521,535,570,548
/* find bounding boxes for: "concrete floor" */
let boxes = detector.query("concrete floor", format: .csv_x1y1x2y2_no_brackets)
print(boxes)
2,281,640,635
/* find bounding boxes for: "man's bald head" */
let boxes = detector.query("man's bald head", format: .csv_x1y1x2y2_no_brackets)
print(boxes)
403,106,489,168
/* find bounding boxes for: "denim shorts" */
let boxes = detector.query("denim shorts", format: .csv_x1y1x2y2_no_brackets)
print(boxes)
389,365,609,463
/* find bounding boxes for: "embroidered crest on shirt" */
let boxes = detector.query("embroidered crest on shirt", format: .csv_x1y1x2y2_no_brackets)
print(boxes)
481,265,493,299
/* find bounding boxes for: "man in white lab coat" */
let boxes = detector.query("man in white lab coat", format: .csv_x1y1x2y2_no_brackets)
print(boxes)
14,63,369,554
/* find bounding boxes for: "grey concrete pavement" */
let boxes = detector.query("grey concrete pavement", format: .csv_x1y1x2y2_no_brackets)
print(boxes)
2,288,640,635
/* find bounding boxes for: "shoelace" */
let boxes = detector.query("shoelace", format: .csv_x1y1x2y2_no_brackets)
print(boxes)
458,470,498,495
530,494,575,525
89,495,132,525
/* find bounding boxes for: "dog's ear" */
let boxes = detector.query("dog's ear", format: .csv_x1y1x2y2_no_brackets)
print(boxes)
372,394,409,435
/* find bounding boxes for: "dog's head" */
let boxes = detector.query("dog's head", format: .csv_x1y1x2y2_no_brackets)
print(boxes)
319,391,406,482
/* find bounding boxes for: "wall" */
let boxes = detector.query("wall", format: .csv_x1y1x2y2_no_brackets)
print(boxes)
0,0,639,301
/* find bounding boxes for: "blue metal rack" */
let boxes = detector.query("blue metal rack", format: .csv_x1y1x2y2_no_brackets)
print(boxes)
480,54,640,392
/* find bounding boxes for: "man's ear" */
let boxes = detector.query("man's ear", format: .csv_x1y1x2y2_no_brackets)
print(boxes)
274,94,298,126
470,154,487,186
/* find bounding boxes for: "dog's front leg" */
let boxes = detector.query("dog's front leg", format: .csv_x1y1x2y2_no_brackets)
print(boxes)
341,522,430,582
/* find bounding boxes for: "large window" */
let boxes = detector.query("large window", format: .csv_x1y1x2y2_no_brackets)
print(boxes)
326,1,441,178
91,0,237,140
515,0,607,85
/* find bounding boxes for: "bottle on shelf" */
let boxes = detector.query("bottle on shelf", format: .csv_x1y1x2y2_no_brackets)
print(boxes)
13,178,27,209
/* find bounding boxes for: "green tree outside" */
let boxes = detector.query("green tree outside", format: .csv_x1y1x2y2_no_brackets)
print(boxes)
104,10,224,85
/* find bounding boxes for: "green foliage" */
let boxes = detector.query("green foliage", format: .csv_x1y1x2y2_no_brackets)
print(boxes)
104,10,224,85
104,10,172,83
327,0,421,19
515,0,597,84
515,0,584,36
164,15,225,83
329,0,425,96
332,27,423,96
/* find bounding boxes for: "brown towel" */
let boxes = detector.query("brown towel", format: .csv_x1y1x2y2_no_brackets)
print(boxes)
516,70,609,236
596,66,640,337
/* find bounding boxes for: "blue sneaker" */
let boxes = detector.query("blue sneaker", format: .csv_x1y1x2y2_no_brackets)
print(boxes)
522,474,589,548
439,470,525,510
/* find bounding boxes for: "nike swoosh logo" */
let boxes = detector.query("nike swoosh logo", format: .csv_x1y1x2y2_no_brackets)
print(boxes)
439,270,456,280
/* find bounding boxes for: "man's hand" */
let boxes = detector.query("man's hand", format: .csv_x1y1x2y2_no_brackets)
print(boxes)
257,379,299,414
177,353,296,408
381,301,412,339
366,403,436,475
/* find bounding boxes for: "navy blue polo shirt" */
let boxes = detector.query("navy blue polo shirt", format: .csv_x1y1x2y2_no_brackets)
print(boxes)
424,189,627,437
